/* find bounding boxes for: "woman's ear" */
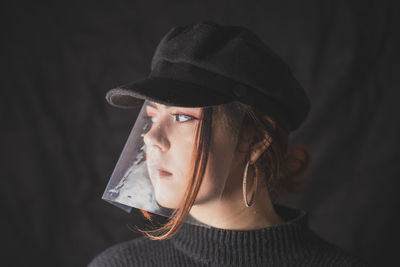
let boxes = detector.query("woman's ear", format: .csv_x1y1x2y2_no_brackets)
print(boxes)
249,133,272,164
249,115,275,164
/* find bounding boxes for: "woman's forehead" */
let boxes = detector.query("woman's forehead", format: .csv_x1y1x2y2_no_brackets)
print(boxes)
146,101,202,112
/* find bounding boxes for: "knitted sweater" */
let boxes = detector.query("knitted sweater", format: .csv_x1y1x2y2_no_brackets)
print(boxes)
88,204,366,267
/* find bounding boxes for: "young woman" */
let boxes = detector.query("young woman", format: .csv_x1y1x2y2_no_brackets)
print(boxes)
88,21,366,267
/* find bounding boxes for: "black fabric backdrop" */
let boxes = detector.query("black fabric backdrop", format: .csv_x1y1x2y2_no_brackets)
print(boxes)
1,1,398,266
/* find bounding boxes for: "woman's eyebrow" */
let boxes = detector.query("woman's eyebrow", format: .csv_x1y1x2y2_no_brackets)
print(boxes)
146,102,160,109
146,102,170,110
146,102,200,116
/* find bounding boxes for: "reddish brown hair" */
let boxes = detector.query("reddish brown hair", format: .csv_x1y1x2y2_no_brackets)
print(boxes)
132,102,310,240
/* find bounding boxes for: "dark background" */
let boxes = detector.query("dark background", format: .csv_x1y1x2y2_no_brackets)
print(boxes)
1,0,399,266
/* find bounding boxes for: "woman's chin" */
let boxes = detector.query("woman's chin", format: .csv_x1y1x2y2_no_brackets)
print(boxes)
155,195,181,209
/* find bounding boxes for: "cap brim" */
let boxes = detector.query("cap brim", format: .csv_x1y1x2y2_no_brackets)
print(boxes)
106,76,235,108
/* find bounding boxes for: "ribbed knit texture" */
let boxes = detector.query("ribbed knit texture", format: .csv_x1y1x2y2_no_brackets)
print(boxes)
88,204,367,267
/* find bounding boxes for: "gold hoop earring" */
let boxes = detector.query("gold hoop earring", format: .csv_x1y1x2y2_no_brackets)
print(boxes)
242,159,258,207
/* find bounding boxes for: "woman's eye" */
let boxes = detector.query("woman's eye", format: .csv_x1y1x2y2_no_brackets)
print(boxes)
172,113,196,123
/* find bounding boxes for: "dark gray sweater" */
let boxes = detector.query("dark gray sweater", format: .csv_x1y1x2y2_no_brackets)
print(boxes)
88,204,367,267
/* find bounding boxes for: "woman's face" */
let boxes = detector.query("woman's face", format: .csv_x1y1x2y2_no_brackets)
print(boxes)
143,101,245,209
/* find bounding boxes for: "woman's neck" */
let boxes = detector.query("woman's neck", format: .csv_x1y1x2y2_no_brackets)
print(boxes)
189,185,284,230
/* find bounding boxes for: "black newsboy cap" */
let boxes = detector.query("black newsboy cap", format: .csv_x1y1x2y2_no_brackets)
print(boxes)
106,20,310,132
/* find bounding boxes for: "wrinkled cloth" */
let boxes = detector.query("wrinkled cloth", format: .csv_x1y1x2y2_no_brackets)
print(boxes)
88,204,366,267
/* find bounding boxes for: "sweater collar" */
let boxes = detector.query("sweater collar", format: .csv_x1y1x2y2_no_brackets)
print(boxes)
170,204,312,266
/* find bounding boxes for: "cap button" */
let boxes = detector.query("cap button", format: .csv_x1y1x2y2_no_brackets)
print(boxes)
233,84,248,97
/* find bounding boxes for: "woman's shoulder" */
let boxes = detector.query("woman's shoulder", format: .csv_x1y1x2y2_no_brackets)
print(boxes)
87,236,163,267
301,229,368,267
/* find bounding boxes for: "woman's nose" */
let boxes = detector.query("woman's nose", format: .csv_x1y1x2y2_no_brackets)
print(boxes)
143,124,170,151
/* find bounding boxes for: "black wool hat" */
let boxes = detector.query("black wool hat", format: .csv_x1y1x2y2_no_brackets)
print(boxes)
106,20,310,132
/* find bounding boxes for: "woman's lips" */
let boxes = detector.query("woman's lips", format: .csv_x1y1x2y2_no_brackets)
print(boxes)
156,169,173,177
149,164,173,177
